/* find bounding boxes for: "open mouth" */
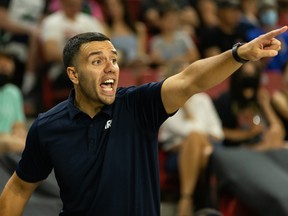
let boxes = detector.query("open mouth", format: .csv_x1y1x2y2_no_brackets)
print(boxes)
100,79,115,94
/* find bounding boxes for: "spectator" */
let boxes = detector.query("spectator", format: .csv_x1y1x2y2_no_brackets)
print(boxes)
214,61,285,150
149,4,200,69
0,49,26,154
102,0,150,68
240,0,260,29
159,64,224,216
39,0,106,90
0,49,63,216
196,0,219,30
200,0,248,58
48,0,105,22
140,0,199,36
0,0,48,95
246,0,288,72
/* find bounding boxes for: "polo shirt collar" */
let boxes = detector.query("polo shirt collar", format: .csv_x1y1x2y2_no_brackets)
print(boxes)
67,89,113,119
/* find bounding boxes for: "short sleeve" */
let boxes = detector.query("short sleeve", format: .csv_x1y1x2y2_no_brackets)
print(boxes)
16,119,53,183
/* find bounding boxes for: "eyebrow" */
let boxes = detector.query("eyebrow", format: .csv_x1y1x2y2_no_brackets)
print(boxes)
88,50,118,58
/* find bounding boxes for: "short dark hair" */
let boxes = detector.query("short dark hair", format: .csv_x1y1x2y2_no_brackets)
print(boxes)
63,32,111,69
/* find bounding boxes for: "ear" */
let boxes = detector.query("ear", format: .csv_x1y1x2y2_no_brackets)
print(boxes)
67,66,78,84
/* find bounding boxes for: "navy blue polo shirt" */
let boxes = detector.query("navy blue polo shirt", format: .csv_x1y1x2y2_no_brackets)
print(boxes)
16,81,169,216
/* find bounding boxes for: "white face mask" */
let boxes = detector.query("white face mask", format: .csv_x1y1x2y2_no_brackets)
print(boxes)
260,9,278,26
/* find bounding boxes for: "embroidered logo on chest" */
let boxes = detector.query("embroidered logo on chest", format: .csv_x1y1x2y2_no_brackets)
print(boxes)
105,120,112,129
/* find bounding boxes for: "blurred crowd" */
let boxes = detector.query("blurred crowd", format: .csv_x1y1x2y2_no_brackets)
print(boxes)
1,0,288,215
0,0,288,114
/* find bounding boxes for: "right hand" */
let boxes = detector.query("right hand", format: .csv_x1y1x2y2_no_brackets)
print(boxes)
238,26,287,62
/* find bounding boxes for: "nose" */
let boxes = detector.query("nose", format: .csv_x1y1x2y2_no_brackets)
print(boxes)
104,60,116,73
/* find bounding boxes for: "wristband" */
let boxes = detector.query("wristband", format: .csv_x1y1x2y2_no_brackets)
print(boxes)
232,42,249,64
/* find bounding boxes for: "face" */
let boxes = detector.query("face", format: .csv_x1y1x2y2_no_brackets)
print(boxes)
106,0,124,19
160,11,180,31
61,0,82,18
68,40,119,106
218,7,241,27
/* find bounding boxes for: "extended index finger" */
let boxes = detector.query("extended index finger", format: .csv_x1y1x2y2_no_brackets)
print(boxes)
262,26,288,40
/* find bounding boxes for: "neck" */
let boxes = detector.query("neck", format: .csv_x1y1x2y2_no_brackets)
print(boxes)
74,95,103,118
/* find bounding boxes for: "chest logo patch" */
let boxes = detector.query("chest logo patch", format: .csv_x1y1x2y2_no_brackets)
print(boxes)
105,120,112,129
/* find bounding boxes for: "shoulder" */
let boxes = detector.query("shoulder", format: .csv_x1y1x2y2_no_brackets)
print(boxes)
78,12,98,22
42,11,62,23
36,99,69,127
2,84,22,97
116,81,164,98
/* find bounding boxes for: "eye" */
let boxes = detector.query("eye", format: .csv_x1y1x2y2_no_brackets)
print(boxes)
111,58,118,64
92,59,102,65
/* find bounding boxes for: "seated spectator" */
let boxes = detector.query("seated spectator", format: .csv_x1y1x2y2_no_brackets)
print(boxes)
214,61,285,150
48,0,105,22
246,0,288,73
0,49,26,154
271,62,288,142
149,4,200,69
102,0,150,68
0,49,62,215
197,0,219,28
140,0,199,36
195,0,219,39
199,0,249,58
212,60,288,216
240,0,260,29
39,0,106,90
0,0,48,95
159,64,224,216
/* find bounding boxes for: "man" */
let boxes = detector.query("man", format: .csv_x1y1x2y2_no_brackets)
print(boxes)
0,26,286,215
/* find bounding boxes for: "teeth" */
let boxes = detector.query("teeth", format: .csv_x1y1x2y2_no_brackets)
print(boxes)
104,79,114,84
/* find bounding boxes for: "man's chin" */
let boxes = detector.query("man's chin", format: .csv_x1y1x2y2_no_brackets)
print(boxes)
101,96,116,105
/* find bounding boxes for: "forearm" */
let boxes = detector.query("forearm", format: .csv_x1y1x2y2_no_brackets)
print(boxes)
223,128,260,142
261,102,285,137
0,133,26,153
0,193,25,216
162,26,287,114
0,174,32,216
183,50,242,94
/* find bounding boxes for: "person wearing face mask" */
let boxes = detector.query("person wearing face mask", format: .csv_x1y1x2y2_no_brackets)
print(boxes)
246,0,288,72
0,50,27,153
212,61,288,216
214,61,285,149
